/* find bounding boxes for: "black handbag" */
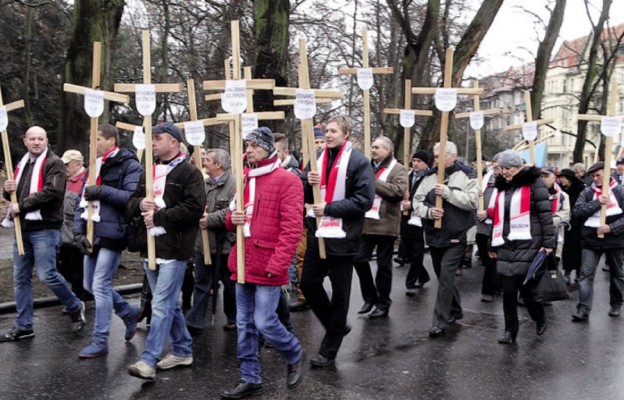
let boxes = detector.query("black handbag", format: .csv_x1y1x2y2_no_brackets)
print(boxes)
531,266,569,302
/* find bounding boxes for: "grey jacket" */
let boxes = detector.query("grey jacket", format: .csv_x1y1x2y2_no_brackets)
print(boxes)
196,170,236,255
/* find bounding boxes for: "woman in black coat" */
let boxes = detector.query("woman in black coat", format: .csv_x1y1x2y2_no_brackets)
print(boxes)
558,168,585,282
488,150,556,344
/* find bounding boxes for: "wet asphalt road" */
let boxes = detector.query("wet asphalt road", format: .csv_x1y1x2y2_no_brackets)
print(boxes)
0,254,623,400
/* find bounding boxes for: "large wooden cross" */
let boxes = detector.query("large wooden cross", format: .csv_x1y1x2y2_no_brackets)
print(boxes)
339,30,393,159
455,80,501,212
273,38,342,259
578,80,623,239
410,47,483,228
63,42,130,249
114,30,183,270
383,79,433,165
0,89,26,255
504,90,554,165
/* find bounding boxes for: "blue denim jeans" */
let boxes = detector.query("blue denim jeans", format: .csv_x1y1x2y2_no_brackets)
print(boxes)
141,259,193,367
13,229,81,331
83,248,135,345
236,283,301,384
578,248,624,313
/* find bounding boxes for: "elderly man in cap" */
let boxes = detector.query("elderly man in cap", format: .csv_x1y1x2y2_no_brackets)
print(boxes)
1,126,86,342
126,122,206,379
57,150,90,301
221,127,305,399
572,161,624,322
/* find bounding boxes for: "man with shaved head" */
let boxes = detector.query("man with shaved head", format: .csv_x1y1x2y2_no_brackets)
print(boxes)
1,126,86,342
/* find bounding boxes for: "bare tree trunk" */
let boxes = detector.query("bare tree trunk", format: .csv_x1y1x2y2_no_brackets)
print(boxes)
60,0,124,156
22,6,34,127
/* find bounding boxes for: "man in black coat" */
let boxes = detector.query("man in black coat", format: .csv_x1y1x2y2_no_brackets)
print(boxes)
300,115,374,367
572,161,624,322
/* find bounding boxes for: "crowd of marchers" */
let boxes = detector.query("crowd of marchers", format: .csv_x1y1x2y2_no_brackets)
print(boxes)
1,118,622,400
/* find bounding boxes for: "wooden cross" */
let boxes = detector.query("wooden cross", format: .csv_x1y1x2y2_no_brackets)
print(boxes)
63,42,130,249
0,89,26,255
383,79,433,165
339,30,394,159
504,90,554,165
114,121,145,162
455,80,501,212
114,30,183,270
273,38,343,259
410,47,483,228
578,80,623,239
174,78,237,266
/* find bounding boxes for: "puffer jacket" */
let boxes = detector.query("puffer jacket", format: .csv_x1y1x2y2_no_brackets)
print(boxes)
225,156,304,286
413,161,478,247
304,146,375,256
127,155,206,261
362,157,408,237
574,179,624,250
3,149,66,231
490,167,556,277
74,148,142,251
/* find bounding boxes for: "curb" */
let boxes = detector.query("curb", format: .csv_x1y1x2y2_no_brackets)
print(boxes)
0,283,142,315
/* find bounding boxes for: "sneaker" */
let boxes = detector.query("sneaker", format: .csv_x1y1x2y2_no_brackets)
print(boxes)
0,327,35,342
79,342,108,359
481,294,494,303
70,301,86,334
128,360,156,379
123,306,140,341
609,307,621,317
156,353,193,370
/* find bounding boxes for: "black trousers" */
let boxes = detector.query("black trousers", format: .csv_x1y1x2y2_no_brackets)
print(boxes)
476,233,499,296
429,245,464,329
57,244,91,301
501,275,544,333
404,228,429,289
300,248,353,359
353,234,396,309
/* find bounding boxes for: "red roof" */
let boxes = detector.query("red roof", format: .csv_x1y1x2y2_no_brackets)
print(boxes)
550,22,624,68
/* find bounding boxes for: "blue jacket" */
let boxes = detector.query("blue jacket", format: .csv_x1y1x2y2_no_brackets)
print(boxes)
74,148,143,251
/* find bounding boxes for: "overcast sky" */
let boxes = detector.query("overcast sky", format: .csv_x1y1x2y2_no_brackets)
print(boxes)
469,0,624,77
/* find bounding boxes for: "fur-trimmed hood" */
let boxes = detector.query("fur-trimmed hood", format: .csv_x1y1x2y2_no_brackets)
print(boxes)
494,166,541,190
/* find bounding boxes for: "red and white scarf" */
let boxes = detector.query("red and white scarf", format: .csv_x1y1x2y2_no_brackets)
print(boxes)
150,153,187,236
490,185,532,247
365,158,397,220
308,141,353,238
79,146,119,222
550,183,561,214
584,179,622,228
1,148,48,228
232,155,281,238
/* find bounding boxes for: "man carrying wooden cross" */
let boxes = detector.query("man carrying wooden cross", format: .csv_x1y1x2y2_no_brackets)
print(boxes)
0,126,86,342
300,115,375,367
413,141,478,338
126,122,206,379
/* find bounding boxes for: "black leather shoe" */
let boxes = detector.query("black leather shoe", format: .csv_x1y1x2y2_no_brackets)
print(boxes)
220,381,263,399
536,320,547,336
287,351,306,389
309,353,334,368
608,307,621,317
289,299,311,312
357,302,374,314
448,313,464,324
369,307,389,319
497,331,517,344
428,327,445,338
571,310,589,322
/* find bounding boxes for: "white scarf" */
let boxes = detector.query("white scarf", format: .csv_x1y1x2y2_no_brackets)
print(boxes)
150,153,187,236
2,148,48,228
584,179,622,228
365,158,397,220
79,147,120,222
490,185,532,247
308,141,353,238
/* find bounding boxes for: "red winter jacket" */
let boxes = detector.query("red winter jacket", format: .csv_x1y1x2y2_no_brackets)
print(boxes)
226,157,304,286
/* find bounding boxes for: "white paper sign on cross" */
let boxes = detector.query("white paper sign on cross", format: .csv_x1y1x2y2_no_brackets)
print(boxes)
114,30,183,270
63,42,130,249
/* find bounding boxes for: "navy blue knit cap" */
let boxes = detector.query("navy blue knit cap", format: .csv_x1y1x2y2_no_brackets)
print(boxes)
246,126,275,153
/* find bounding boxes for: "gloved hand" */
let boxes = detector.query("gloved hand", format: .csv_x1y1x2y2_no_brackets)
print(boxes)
84,185,104,201
74,234,92,255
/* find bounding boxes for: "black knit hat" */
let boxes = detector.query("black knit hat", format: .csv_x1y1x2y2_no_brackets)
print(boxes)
246,126,275,153
412,150,430,166
559,168,577,180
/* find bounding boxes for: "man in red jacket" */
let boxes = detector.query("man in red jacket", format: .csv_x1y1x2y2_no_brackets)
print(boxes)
221,127,306,399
